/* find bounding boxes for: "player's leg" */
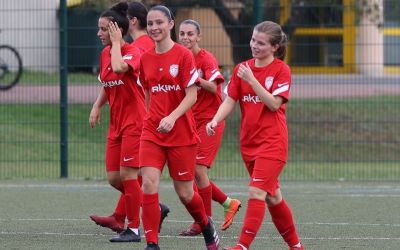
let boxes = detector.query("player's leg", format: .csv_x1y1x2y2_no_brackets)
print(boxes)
266,172,303,249
140,140,165,250
90,138,124,233
169,144,219,250
209,181,241,230
224,159,268,250
199,120,241,230
110,135,142,242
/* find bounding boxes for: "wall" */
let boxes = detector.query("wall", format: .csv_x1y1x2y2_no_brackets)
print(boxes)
0,0,59,72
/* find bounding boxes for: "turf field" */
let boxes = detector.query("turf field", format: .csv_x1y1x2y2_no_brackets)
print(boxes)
0,180,399,250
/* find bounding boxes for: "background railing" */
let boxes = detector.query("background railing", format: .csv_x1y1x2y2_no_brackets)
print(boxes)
0,0,399,180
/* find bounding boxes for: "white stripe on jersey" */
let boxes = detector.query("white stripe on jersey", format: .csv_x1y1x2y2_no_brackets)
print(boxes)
223,81,229,95
122,55,133,60
208,71,222,82
136,78,142,87
272,84,289,96
97,74,101,83
187,70,199,87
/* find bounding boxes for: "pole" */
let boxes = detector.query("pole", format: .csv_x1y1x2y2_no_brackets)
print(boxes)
59,0,68,178
253,0,263,25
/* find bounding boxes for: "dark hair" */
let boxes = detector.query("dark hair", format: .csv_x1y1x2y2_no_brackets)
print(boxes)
180,19,201,34
254,21,287,60
127,1,148,30
100,2,130,36
149,5,176,41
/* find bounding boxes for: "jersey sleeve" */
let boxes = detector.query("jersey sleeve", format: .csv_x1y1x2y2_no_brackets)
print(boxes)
180,49,199,88
271,63,291,102
225,65,240,101
202,54,224,85
122,46,141,72
138,59,147,89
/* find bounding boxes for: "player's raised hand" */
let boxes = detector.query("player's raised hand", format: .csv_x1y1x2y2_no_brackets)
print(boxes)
108,21,122,44
237,62,256,86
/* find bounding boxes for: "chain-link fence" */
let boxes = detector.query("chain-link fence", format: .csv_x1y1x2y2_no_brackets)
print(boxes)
0,0,399,180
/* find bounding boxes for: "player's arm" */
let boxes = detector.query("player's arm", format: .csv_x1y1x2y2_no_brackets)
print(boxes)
89,88,107,128
144,88,150,111
206,96,235,136
198,78,217,94
237,62,283,111
109,21,130,73
157,84,197,133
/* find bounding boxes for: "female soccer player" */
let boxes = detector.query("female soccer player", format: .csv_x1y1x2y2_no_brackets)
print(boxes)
127,1,154,54
206,21,304,250
178,19,241,236
89,2,169,242
89,2,143,243
139,5,219,250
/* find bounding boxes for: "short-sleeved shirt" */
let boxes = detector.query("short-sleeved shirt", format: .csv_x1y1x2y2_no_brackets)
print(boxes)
226,58,291,162
191,49,225,121
98,43,145,139
139,43,200,146
131,34,154,55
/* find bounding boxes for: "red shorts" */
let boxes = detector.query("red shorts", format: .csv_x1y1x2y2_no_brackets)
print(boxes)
243,157,285,196
139,140,196,181
196,120,225,168
105,135,140,172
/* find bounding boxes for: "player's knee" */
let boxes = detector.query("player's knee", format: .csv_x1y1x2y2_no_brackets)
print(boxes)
248,186,267,201
265,192,282,206
176,188,194,204
141,176,159,194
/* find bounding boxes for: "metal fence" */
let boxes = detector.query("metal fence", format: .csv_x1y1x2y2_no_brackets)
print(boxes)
0,0,399,181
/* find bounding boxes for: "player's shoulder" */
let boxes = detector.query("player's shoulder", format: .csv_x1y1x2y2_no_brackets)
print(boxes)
199,49,217,61
273,58,290,72
100,45,111,56
173,43,192,55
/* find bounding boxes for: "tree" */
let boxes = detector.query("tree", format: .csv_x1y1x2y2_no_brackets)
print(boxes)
77,0,395,64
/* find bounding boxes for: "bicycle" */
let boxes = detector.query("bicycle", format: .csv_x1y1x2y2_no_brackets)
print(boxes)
0,29,23,90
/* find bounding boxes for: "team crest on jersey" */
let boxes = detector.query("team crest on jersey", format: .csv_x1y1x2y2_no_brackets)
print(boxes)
169,64,179,77
265,76,274,90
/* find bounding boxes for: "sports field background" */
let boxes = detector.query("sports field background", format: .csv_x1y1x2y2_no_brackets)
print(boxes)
1,180,399,250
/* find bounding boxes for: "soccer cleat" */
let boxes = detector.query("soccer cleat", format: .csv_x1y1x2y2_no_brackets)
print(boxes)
289,243,304,250
178,222,202,236
109,228,141,242
89,213,124,233
221,199,241,231
144,242,160,250
159,203,170,233
202,217,220,250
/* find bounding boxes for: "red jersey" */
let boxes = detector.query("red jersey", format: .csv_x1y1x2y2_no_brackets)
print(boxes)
226,58,291,162
131,34,154,55
139,43,200,146
98,43,146,139
191,49,225,121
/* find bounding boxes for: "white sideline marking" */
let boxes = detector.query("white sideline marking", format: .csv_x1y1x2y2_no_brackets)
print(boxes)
0,231,399,241
1,218,399,227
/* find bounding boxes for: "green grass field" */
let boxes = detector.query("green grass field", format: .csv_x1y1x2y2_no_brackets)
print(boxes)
0,96,399,180
1,180,399,250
